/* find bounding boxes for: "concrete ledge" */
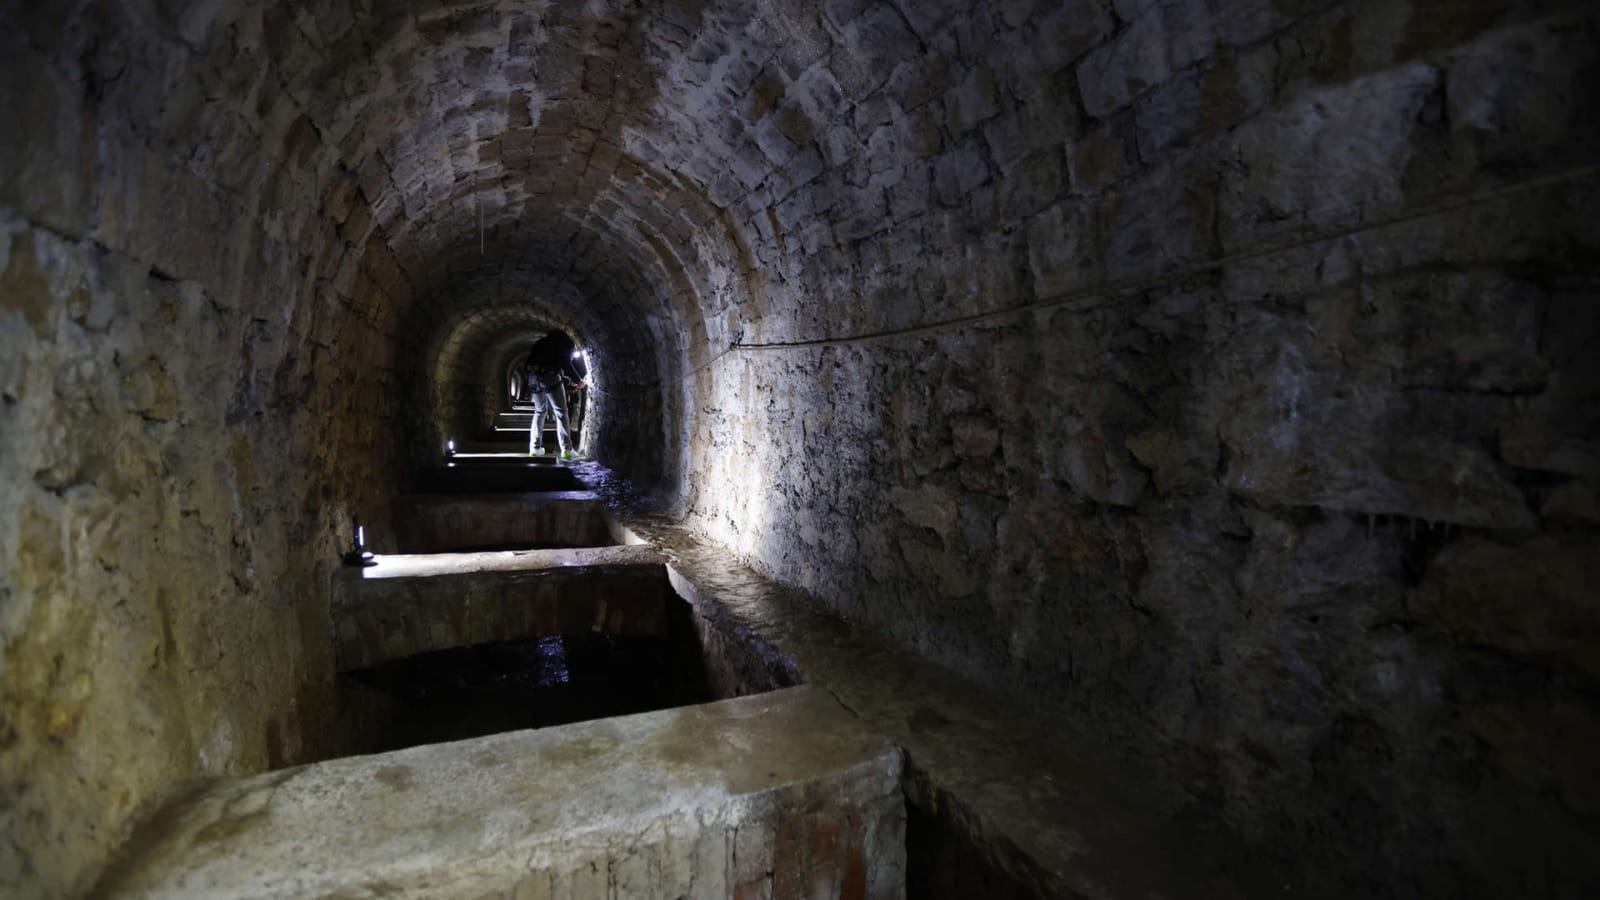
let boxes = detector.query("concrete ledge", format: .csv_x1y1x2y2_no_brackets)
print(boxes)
102,686,905,899
362,544,665,579
333,552,672,671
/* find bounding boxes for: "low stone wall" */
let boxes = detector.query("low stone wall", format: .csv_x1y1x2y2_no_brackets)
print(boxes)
387,492,612,553
671,4,1600,893
411,463,586,494
332,555,671,672
667,564,807,700
98,687,906,900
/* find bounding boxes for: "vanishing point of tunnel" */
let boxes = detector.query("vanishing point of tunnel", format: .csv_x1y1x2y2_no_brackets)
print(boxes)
1,1,1597,898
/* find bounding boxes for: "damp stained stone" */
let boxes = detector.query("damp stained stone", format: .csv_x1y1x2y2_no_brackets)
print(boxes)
1,2,1597,899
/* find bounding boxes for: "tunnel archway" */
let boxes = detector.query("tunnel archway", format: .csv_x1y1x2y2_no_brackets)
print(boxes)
240,0,766,497
2,1,1596,897
420,278,590,459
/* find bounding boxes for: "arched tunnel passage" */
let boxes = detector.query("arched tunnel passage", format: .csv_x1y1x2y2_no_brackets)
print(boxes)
399,253,702,489
2,0,1597,898
426,303,589,455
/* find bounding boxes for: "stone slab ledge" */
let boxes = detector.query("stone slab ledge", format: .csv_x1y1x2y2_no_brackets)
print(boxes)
100,686,905,900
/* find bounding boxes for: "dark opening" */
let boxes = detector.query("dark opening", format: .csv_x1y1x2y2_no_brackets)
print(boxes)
388,492,615,554
905,793,1045,900
341,592,714,753
412,463,585,494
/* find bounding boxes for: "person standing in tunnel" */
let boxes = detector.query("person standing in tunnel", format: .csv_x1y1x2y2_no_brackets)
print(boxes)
522,330,584,459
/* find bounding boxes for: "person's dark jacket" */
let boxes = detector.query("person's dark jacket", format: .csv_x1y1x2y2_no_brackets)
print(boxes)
524,333,582,391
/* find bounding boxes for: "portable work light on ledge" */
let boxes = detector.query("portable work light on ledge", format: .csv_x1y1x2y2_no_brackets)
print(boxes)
343,517,377,567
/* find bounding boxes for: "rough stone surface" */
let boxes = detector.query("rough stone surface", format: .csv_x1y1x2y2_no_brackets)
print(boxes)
1410,534,1600,681
362,544,665,580
388,492,613,553
1,1,1597,897
587,463,1300,899
333,561,673,671
99,686,905,900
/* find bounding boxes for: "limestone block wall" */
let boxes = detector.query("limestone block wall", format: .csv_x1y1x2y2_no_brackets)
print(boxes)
0,3,738,892
2,0,1595,896
676,1,1600,895
99,686,907,900
333,564,671,671
0,6,411,896
388,493,613,553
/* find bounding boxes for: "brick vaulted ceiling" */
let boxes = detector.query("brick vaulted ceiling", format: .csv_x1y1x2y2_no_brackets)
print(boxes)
8,0,1042,474
312,1,764,386
113,0,945,469
54,0,865,419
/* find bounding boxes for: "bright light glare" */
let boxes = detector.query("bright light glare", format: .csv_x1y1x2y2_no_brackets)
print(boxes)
571,349,582,359
357,525,365,547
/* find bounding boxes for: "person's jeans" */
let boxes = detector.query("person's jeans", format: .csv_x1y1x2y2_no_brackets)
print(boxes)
528,386,571,453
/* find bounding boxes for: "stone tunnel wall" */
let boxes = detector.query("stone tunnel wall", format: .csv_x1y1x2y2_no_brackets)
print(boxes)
0,5,414,896
0,3,734,894
1,1,1596,897
677,1,1600,896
